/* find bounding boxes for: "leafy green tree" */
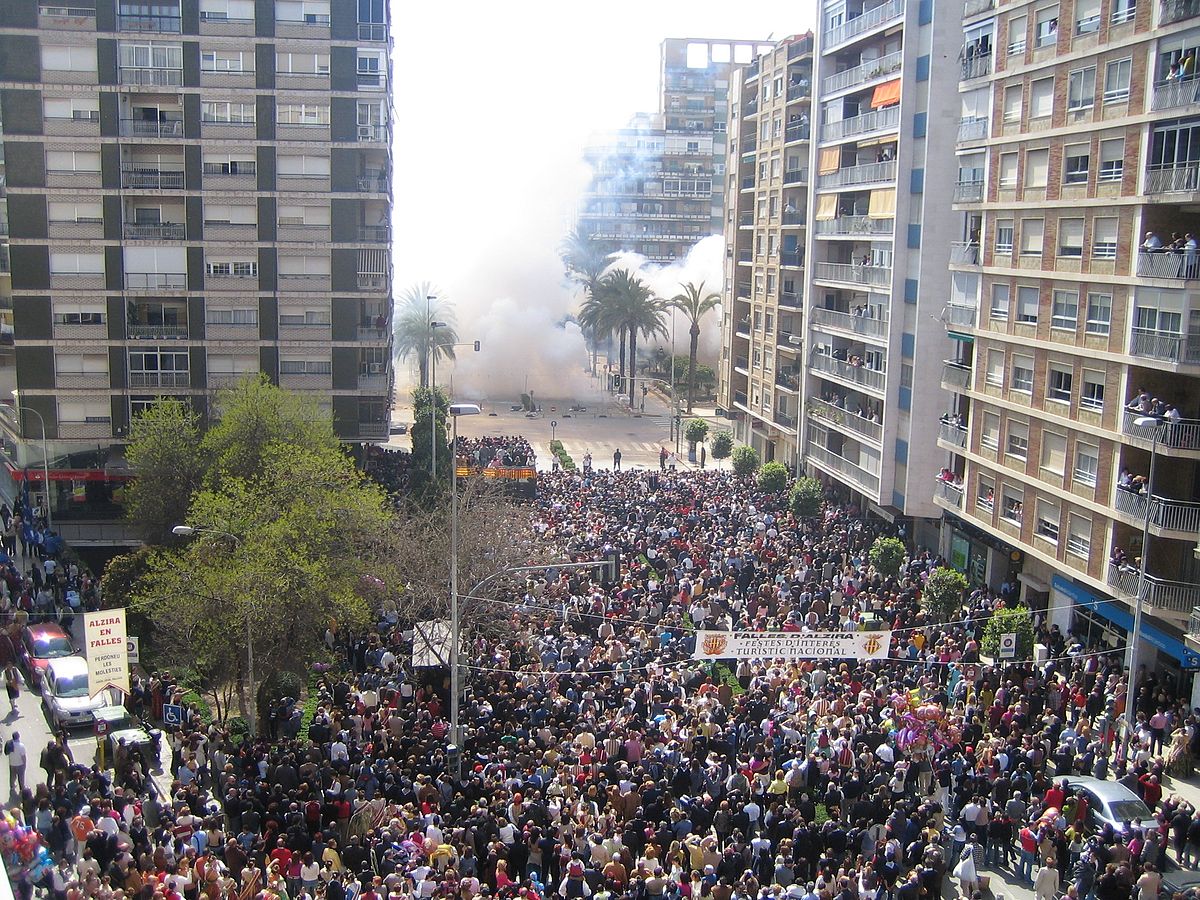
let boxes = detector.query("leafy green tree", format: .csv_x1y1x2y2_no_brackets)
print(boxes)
731,444,760,478
982,604,1036,661
757,461,789,493
869,536,907,577
922,567,968,622
599,268,667,405
392,282,458,387
123,399,205,544
669,281,721,413
710,431,734,467
789,476,824,518
409,386,451,497
684,418,709,447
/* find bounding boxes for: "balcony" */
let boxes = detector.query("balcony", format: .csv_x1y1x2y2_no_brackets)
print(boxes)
823,0,904,48
805,441,881,495
781,251,804,268
1129,326,1200,364
822,50,903,96
807,397,883,443
1121,410,1200,452
1161,0,1200,23
737,250,753,264
945,303,977,328
785,122,811,143
809,352,887,393
741,136,757,155
954,180,984,203
958,117,989,143
1136,250,1200,280
356,173,388,193
358,225,390,243
118,12,180,31
120,119,184,138
822,105,901,143
783,168,808,185
964,0,995,15
357,124,386,143
358,370,389,390
126,272,186,291
1151,80,1200,112
786,83,811,101
814,215,894,237
949,242,981,266
741,176,756,190
774,410,798,431
129,371,189,388
809,306,890,339
121,167,184,190
1145,164,1200,194
734,356,750,373
783,211,807,226
933,479,965,509
357,325,390,341
817,160,896,189
354,422,390,440
812,261,892,289
942,359,973,391
357,274,388,291
775,370,801,392
127,323,188,339
961,56,992,81
738,212,754,227
1107,562,1200,613
124,222,185,240
118,67,183,87
57,420,113,440
939,422,968,448
778,291,802,309
1113,489,1200,537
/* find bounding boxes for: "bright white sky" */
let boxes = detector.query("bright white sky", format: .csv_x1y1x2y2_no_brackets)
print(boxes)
390,1,811,320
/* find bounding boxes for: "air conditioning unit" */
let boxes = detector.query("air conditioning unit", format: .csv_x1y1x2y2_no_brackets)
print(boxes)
358,125,376,139
367,362,384,374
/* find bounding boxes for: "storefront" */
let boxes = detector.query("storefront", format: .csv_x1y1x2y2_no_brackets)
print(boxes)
942,513,1019,592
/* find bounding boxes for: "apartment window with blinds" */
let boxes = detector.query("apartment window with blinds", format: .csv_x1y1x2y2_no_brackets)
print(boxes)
1076,0,1101,31
999,152,1018,187
1041,431,1067,474
201,49,249,72
996,219,1015,254
1092,218,1117,259
1035,501,1060,542
46,150,101,173
1031,78,1054,117
1018,286,1040,323
1002,486,1025,523
991,283,1011,320
42,45,97,72
1081,369,1105,409
1036,6,1059,46
1052,290,1079,328
1025,148,1050,187
1068,67,1096,109
1066,514,1092,558
1012,355,1035,392
1085,294,1111,334
1020,219,1044,256
202,101,254,123
1099,139,1124,181
1004,85,1023,121
1074,442,1099,486
1104,58,1132,102
1048,365,1074,402
1058,219,1084,258
1007,420,1030,459
280,359,333,374
53,303,105,325
206,308,257,324
1007,16,1027,53
982,412,1001,450
277,104,329,125
986,349,1005,386
1064,144,1090,184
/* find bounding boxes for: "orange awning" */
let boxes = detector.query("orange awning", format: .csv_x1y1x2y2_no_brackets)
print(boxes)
818,147,841,175
871,79,902,109
815,194,838,221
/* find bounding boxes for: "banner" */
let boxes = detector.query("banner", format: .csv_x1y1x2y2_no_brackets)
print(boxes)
84,609,130,697
693,629,893,661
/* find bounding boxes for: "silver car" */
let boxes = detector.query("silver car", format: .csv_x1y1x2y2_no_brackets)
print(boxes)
1065,776,1153,835
40,656,116,728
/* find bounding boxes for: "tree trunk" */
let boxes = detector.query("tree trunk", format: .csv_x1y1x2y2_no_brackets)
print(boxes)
628,330,638,408
687,322,701,414
418,352,429,389
617,327,627,393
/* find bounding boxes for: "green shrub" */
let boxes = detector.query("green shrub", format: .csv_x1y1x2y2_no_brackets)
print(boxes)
549,439,577,472
710,431,734,462
731,444,760,477
982,604,1035,661
922,567,969,622
789,476,824,517
684,418,709,445
757,461,789,493
869,536,907,577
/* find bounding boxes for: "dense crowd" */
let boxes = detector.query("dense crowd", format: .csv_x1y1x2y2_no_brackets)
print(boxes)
7,459,1200,900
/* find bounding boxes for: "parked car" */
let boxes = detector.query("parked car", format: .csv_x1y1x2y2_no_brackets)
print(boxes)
93,704,161,770
1065,776,1153,835
19,623,75,688
40,656,115,729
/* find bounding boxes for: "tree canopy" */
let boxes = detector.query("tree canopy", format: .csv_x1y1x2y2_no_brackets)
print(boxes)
122,399,205,544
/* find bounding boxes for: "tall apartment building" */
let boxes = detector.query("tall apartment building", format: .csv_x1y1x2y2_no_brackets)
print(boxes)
0,0,393,540
799,0,962,536
716,34,815,464
577,37,773,264
938,0,1200,695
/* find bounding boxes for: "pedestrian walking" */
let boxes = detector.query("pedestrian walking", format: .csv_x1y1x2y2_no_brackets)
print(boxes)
700,445,706,468
659,448,668,471
1035,858,1059,900
3,662,23,714
3,731,25,793
613,448,621,470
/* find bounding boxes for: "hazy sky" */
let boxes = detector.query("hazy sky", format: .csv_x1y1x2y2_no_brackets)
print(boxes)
389,2,812,396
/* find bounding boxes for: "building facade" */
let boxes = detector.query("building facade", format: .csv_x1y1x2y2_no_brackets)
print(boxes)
0,0,393,538
939,0,1200,694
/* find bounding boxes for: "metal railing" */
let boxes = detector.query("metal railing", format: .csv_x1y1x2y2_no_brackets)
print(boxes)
125,272,186,290
934,479,966,507
805,442,881,493
118,13,180,31
807,397,883,443
357,125,386,142
775,371,801,391
120,119,184,137
812,261,892,288
942,360,973,390
814,215,894,237
1145,163,1200,194
785,122,811,142
778,291,802,308
954,180,985,202
129,371,189,388
1151,80,1200,112
127,323,188,339
946,303,977,328
958,116,989,142
961,55,992,81
818,160,896,189
1121,410,1200,450
357,325,389,341
783,168,808,184
1107,562,1200,612
809,352,887,392
774,411,798,430
121,167,184,190
358,225,390,242
822,105,901,142
823,0,904,47
940,422,968,448
1161,0,1200,23
1136,250,1200,279
786,83,810,101
118,67,183,86
781,252,804,268
1114,488,1200,534
124,222,185,240
356,422,389,439
782,211,806,225
809,306,890,338
822,50,903,96
1129,326,1200,363
950,242,981,266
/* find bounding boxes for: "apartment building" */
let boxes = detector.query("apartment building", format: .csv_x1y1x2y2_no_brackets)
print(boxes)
578,37,773,264
939,0,1200,695
0,0,393,539
716,34,814,464
799,0,963,536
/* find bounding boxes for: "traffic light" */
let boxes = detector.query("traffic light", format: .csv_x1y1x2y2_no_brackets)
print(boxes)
473,340,481,352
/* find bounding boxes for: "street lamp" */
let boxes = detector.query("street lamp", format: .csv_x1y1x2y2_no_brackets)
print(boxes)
446,401,479,779
11,405,52,530
171,523,257,737
1124,414,1166,760
429,320,448,478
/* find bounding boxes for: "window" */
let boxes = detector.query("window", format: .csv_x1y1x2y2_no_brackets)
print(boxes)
200,0,254,18
1002,487,1025,523
991,283,1011,319
986,349,1005,386
996,218,1015,254
1058,219,1084,258
48,201,102,223
1092,218,1117,260
1084,293,1111,336
982,412,1001,449
1012,354,1034,391
1048,364,1073,401
977,476,996,512
1099,139,1124,182
201,101,254,123
1076,0,1101,31
1036,7,1059,46
118,42,183,70
203,204,256,225
1025,148,1050,187
357,50,383,85
1007,420,1030,459
1111,0,1136,23
43,97,99,121
1017,286,1039,323
201,49,249,72
1041,431,1067,474
993,154,1016,191
53,303,105,325
1007,15,1028,53
1066,514,1092,558
1068,67,1096,110
202,153,256,175
46,150,101,173
1031,77,1054,117
1004,85,1023,122
1074,441,1099,486
1020,218,1044,256
276,52,330,74
1051,289,1078,329
280,359,332,374
205,260,257,277
1079,369,1104,412
276,0,330,22
41,44,97,72
206,308,257,324
277,155,331,176
1035,501,1061,542
49,251,103,273
56,354,108,376
1104,58,1132,102
277,104,330,125
1064,143,1090,184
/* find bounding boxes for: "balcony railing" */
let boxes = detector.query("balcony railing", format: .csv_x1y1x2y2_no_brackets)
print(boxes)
958,116,989,142
1161,0,1200,24
781,251,804,268
738,212,754,227
949,242,981,266
121,167,184,190
129,371,189,388
1145,163,1200,194
118,12,180,31
823,0,904,47
822,105,901,142
786,83,811,101
124,222,185,240
1108,562,1200,612
942,359,973,390
783,168,808,184
741,176,756,190
120,119,184,138
805,442,881,494
125,272,186,290
358,225,390,243
812,261,892,288
785,122,812,142
783,211,806,225
954,180,985,202
945,303,977,328
357,274,388,291
822,50,903,96
118,66,183,86
355,422,390,440
1121,410,1200,451
934,479,965,508
357,124,386,142
1151,80,1200,112
809,306,890,338
774,411,798,431
1129,326,1200,363
778,291,802,308
357,325,389,341
127,323,188,339
807,397,883,443
818,160,896,189
1114,489,1200,535
939,422,968,448
1136,250,1200,279
809,352,887,392
814,215,894,237
775,371,801,392
961,55,992,81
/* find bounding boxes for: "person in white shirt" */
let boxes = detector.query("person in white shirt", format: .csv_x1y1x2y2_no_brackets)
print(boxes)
4,732,26,792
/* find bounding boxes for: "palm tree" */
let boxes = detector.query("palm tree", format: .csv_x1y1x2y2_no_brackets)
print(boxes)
601,269,667,408
562,226,613,374
392,282,459,388
669,280,722,413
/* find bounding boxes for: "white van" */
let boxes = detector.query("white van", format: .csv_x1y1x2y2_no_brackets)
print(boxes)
40,656,115,728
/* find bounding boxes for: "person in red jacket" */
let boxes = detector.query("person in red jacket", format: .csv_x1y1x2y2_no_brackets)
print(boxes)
1140,773,1163,810
1045,778,1068,811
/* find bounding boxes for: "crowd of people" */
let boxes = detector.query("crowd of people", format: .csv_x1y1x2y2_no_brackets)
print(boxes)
456,437,535,470
6,457,1200,900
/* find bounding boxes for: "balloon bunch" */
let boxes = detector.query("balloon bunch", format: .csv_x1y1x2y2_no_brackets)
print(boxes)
0,811,52,882
887,692,963,751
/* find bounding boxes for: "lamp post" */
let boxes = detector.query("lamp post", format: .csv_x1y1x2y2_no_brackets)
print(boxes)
446,402,480,779
429,320,448,479
13,405,52,530
171,523,256,736
1124,415,1165,761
